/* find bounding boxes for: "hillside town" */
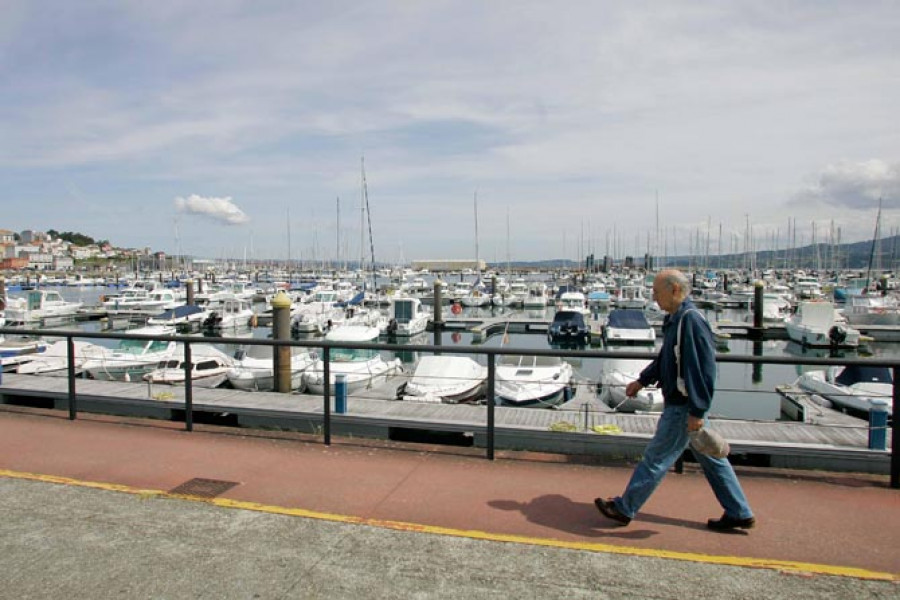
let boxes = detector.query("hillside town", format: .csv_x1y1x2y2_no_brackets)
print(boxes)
0,228,164,272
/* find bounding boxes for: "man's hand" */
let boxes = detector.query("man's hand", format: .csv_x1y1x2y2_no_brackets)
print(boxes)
687,415,704,432
625,381,643,398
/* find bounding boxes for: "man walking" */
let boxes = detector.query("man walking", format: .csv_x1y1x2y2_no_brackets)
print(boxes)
595,269,755,531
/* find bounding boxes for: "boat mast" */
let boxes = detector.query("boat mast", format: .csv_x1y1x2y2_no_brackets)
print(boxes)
361,157,376,290
336,196,340,271
286,206,292,278
864,198,883,291
474,191,481,279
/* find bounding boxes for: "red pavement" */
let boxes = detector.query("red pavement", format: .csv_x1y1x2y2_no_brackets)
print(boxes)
1,406,898,579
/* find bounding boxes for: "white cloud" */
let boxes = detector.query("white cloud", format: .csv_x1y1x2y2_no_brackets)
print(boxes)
792,160,900,210
174,195,249,225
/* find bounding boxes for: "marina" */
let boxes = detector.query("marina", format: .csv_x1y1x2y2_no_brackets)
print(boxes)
2,268,899,484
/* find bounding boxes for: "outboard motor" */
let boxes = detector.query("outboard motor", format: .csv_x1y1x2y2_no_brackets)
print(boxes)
828,324,847,347
203,311,221,330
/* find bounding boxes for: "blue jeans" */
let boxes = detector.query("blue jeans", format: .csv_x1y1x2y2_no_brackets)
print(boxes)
614,403,753,520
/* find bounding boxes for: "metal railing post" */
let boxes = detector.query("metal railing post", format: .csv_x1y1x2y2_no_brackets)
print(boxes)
892,367,899,489
487,354,495,460
323,347,331,446
67,335,77,420
184,341,193,432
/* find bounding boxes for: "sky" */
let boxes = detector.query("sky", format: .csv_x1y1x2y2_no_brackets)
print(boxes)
1,1,899,264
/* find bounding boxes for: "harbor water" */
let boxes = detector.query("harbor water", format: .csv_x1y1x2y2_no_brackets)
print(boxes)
6,284,899,423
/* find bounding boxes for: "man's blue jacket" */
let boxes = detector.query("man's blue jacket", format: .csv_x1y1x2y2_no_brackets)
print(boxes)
637,299,716,418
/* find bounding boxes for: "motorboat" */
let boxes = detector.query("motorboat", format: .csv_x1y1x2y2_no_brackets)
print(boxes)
134,289,184,316
0,336,48,372
102,287,151,315
384,296,430,337
587,288,612,311
16,340,108,376
602,309,656,344
785,301,860,348
794,276,824,300
82,325,178,381
401,355,486,403
753,293,792,322
614,285,649,310
493,278,527,307
843,294,900,327
202,295,255,331
460,281,491,307
226,344,316,392
4,289,83,324
143,344,234,388
523,282,548,309
494,354,574,408
547,310,590,345
147,305,211,330
292,290,343,334
557,291,590,315
598,353,663,412
302,325,403,395
795,365,893,417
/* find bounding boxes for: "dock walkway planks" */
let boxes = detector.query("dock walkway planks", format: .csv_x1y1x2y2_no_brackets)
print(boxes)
0,373,891,473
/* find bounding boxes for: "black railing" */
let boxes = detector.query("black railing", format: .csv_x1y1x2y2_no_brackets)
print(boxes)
1,326,897,489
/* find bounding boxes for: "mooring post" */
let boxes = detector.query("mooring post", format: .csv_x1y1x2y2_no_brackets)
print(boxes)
67,335,77,420
868,398,888,451
271,291,293,393
185,279,195,306
323,347,331,446
892,367,899,489
487,355,495,460
184,341,193,432
752,280,764,338
433,279,443,351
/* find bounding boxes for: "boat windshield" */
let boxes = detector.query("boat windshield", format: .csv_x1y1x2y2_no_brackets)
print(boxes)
116,339,169,353
836,365,893,386
332,347,378,362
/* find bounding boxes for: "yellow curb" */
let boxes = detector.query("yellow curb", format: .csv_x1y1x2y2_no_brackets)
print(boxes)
2,468,896,582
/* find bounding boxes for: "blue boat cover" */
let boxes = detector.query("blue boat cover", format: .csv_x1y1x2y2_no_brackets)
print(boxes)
154,305,205,319
552,311,586,325
606,309,650,330
336,291,366,307
836,365,893,386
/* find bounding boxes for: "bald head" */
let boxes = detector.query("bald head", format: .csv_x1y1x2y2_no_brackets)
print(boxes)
652,269,691,313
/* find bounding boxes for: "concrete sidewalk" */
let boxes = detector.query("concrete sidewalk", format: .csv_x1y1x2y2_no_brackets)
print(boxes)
0,406,897,598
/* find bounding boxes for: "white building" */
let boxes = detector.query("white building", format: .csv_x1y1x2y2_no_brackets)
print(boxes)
54,256,74,271
27,253,54,270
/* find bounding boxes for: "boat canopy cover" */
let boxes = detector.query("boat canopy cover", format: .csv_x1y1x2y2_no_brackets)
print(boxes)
551,310,586,326
836,365,893,386
606,310,650,330
154,305,205,320
336,291,366,307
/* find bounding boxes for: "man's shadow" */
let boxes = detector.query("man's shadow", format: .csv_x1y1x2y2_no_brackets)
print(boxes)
489,495,667,540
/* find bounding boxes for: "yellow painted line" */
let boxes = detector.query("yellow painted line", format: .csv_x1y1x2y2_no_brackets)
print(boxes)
2,468,896,582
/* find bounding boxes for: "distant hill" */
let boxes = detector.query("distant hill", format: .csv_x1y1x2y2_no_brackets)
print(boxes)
491,235,900,272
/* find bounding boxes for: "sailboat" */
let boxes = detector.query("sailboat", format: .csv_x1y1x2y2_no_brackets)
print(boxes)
844,198,900,326
461,191,491,307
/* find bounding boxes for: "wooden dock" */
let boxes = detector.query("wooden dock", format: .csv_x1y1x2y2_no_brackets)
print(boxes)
0,373,890,475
